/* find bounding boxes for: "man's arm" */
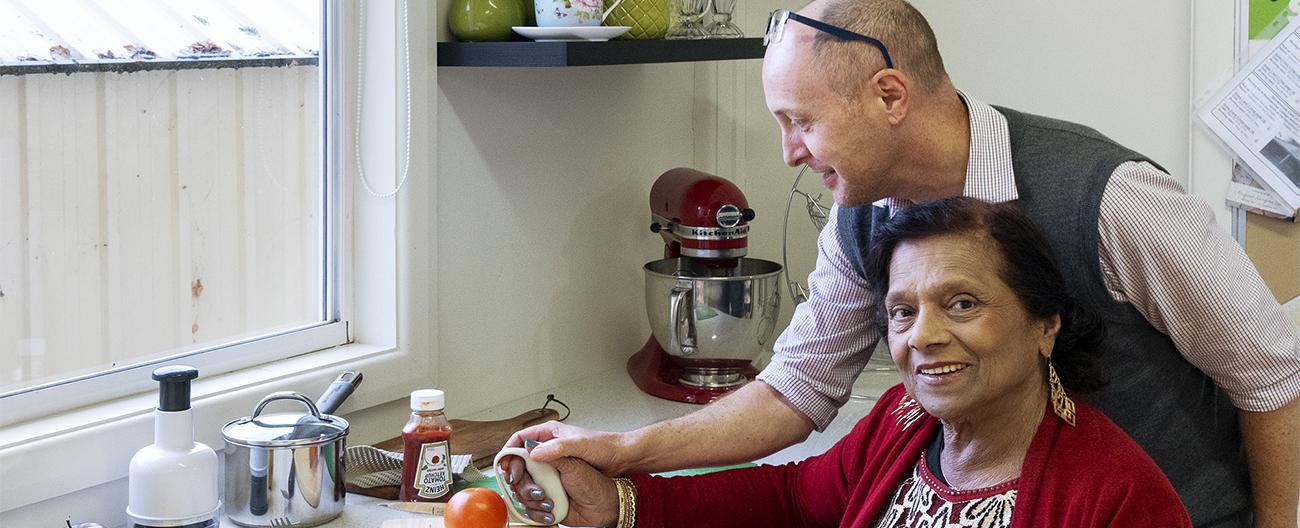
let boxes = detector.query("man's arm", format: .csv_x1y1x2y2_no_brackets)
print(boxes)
617,380,814,473
511,381,813,475
1097,162,1300,526
1240,397,1300,527
508,208,877,479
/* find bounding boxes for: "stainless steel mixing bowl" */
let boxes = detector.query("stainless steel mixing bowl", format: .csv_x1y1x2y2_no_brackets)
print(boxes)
644,257,782,385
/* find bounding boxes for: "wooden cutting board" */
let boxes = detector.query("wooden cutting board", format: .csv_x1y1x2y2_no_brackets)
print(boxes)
348,408,558,500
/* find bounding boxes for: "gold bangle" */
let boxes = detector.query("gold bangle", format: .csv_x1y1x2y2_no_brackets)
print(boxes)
612,477,637,528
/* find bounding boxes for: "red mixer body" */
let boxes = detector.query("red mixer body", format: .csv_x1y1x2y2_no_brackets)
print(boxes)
631,168,759,404
649,168,753,261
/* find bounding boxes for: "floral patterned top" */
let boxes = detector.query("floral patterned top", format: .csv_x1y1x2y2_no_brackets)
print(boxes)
875,452,1018,528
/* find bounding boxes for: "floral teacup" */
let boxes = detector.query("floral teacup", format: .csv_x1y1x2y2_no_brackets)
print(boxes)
535,0,626,27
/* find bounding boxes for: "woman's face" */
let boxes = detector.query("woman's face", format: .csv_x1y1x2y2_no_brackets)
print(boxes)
884,233,1060,422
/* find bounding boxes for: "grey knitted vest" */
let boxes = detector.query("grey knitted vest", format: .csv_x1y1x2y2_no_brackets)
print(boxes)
837,106,1249,526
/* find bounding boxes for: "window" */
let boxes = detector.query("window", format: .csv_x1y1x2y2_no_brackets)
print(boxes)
1,0,432,517
0,0,344,421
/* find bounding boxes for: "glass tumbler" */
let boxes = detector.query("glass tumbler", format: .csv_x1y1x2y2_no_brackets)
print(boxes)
706,0,743,38
666,0,708,39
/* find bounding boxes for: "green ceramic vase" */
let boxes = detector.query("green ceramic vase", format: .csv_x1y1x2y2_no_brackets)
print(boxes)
605,0,669,39
449,0,526,42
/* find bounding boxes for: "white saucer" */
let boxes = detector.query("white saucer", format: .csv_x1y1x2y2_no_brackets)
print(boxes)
512,26,631,42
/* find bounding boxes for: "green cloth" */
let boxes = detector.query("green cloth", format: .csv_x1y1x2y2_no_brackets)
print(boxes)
467,463,757,495
653,463,755,478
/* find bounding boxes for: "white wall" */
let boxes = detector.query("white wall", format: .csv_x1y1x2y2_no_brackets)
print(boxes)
913,0,1192,185
421,1,814,420
910,0,1242,227
344,0,801,440
433,64,695,407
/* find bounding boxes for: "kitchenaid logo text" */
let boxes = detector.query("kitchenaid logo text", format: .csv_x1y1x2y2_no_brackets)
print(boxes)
682,225,749,239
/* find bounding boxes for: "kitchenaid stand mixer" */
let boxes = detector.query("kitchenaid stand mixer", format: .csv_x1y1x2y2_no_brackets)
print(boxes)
628,168,783,404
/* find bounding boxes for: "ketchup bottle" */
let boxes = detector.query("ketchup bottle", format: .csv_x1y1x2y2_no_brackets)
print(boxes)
400,389,454,502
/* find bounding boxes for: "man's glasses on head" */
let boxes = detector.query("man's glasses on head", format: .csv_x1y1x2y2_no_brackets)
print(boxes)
764,8,894,69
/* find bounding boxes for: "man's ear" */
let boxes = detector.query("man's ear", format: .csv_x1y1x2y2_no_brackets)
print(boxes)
872,69,911,125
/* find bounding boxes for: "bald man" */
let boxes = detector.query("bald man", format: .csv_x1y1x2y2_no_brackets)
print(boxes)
507,1,1300,526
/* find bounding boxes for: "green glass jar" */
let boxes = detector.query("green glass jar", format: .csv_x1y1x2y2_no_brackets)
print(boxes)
605,0,669,39
449,0,525,42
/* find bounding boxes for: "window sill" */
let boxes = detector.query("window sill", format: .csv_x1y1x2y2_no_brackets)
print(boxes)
0,339,429,512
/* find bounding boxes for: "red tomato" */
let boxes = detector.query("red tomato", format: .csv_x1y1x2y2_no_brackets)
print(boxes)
444,488,509,528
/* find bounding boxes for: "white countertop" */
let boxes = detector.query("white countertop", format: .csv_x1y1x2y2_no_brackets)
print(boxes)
245,364,900,527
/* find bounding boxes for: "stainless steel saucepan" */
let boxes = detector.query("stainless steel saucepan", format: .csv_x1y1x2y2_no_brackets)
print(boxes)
221,371,360,528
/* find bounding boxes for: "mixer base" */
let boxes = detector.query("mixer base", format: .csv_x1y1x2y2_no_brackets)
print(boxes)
627,338,757,404
678,368,746,388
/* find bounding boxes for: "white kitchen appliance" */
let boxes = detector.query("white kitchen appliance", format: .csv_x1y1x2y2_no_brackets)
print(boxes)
628,168,783,404
127,365,220,528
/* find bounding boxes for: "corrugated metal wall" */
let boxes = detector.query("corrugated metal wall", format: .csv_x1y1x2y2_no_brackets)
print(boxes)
0,65,320,391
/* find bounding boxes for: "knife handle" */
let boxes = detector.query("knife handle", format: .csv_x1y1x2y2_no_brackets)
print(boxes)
381,501,447,515
316,371,363,415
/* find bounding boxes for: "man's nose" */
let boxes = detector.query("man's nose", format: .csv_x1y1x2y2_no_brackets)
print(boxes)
907,307,950,353
782,131,809,167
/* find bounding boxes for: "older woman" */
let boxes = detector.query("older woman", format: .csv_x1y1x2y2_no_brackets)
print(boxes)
507,197,1190,527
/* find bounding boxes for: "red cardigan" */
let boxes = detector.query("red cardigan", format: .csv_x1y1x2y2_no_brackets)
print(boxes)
629,385,1190,527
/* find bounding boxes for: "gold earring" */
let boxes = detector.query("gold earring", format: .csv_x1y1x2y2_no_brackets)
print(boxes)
1049,362,1076,426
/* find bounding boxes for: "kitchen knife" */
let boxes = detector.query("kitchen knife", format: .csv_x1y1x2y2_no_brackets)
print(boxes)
381,501,447,515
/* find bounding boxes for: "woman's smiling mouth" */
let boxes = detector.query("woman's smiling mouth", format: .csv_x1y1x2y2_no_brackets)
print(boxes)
917,362,970,377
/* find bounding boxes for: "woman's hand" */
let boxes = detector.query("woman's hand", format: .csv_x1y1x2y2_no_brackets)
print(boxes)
501,420,638,515
499,454,620,527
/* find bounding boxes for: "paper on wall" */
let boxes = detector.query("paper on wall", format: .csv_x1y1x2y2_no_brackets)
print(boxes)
1228,164,1295,218
1199,13,1300,218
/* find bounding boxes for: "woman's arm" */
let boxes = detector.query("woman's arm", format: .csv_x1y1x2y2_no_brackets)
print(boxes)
629,439,856,527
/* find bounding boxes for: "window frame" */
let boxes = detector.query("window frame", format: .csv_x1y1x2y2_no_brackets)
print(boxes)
0,0,435,513
0,324,350,426
0,5,343,426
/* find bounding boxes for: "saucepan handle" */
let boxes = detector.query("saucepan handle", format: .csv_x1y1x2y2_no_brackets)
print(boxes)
251,391,321,420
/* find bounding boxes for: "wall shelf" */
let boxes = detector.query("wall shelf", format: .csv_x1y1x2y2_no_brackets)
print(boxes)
437,38,764,67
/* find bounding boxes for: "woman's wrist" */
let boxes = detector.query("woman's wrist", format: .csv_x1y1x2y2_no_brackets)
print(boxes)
608,477,637,528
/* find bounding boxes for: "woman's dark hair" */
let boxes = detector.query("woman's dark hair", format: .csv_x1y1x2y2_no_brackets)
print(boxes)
862,197,1106,393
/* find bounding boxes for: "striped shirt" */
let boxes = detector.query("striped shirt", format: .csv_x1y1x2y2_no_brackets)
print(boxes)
757,93,1300,430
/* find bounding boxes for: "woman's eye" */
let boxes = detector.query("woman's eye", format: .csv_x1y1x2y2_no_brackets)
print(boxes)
950,299,976,311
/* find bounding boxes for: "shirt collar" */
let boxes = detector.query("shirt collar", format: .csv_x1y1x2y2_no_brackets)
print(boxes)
874,91,1018,212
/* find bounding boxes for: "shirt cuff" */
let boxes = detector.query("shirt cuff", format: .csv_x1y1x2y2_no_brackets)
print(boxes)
1227,345,1300,412
757,366,842,432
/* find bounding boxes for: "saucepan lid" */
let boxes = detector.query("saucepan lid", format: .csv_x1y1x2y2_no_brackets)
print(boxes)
222,391,349,447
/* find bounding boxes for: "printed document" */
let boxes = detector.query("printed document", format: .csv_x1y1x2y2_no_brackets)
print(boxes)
1199,14,1300,217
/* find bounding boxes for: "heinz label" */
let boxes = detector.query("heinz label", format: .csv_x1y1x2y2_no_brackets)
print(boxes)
415,440,452,498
